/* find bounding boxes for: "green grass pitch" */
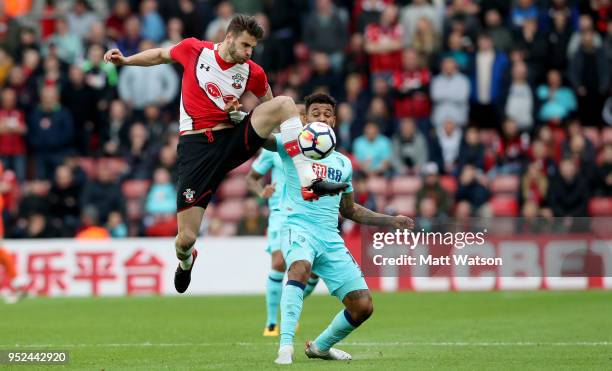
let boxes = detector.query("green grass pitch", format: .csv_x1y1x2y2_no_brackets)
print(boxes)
2,291,611,370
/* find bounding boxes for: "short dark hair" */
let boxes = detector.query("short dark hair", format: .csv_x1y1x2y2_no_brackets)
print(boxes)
226,14,264,40
304,93,337,113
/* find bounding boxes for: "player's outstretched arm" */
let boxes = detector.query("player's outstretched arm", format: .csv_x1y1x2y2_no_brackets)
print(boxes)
340,192,414,229
246,169,275,199
104,47,173,67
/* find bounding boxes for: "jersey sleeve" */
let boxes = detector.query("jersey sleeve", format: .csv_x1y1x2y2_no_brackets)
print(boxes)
245,62,269,98
251,150,274,175
170,37,200,66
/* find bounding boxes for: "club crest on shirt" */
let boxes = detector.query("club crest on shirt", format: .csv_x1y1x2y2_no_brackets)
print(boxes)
183,188,195,203
231,73,245,89
312,163,328,179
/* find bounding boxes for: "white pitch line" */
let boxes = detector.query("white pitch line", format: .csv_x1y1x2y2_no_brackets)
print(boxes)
2,341,611,348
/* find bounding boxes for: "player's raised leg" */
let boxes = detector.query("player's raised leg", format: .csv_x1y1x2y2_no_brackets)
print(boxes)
275,259,311,365
306,289,373,361
264,250,286,336
250,96,348,199
174,206,204,293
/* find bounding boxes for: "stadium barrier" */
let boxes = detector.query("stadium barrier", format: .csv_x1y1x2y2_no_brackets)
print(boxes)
1,235,611,297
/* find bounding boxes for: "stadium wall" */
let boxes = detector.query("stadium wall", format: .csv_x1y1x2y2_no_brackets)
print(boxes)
0,237,610,297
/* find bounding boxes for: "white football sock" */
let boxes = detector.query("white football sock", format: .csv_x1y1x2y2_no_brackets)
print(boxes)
280,116,316,187
178,244,194,270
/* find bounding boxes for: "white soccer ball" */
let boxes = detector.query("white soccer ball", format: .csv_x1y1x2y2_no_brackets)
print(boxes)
298,122,336,160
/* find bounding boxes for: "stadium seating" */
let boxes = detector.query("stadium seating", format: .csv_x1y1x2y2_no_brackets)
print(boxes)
217,199,246,222
490,175,520,194
367,176,388,196
588,197,612,217
217,175,248,199
490,195,519,217
386,195,417,217
390,176,422,195
122,180,152,200
440,175,458,194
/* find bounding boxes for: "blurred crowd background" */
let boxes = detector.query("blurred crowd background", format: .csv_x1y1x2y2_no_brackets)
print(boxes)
0,0,610,239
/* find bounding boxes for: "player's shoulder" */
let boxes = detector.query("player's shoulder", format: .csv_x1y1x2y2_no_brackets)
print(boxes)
176,37,213,50
328,151,352,170
246,59,264,72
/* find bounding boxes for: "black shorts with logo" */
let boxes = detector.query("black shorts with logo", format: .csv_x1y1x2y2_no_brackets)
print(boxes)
176,115,266,211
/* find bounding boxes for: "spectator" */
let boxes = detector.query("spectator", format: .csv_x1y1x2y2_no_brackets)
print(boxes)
416,161,451,217
81,166,124,224
548,157,589,218
546,7,573,72
569,29,610,126
431,57,469,128
335,103,354,152
106,210,128,238
118,40,178,110
504,61,534,132
364,4,403,80
536,69,577,124
145,168,176,216
399,0,439,46
0,2,20,57
0,87,26,181
353,121,393,176
438,31,470,73
86,21,116,52
161,18,184,49
521,161,548,209
62,65,96,154
567,15,603,58
66,0,98,41
529,139,558,178
392,49,431,127
117,16,142,57
352,170,377,212
457,126,485,171
392,118,428,175
356,0,386,33
511,0,539,29
514,17,547,85
562,131,597,187
140,0,165,43
42,17,83,64
48,165,81,235
416,196,439,232
205,1,234,42
469,33,509,128
0,48,13,87
236,197,267,236
485,9,512,53
123,122,157,180
75,206,111,239
101,100,131,157
436,119,462,173
28,85,75,180
25,212,61,238
303,0,348,72
411,17,440,64
106,0,132,41
456,164,490,216
595,144,612,196
302,52,342,99
82,43,118,103
491,118,529,176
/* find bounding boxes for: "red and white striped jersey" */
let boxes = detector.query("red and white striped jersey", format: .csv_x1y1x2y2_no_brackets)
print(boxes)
170,38,269,132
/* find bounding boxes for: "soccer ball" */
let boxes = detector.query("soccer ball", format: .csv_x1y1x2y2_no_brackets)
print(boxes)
298,122,336,160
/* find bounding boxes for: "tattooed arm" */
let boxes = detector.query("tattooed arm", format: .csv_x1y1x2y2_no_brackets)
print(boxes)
339,192,414,229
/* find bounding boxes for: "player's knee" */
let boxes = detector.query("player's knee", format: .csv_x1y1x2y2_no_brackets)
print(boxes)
286,260,311,284
176,230,197,251
274,96,298,116
346,293,374,325
271,253,286,272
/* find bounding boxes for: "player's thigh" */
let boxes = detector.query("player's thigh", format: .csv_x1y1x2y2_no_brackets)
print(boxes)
250,96,298,138
314,242,368,301
280,227,315,281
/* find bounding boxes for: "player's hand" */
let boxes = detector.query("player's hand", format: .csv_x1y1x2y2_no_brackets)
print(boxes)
223,97,242,112
104,48,128,65
260,183,276,199
390,215,414,230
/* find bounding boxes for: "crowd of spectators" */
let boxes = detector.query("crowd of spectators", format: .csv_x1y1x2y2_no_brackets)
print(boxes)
0,0,610,238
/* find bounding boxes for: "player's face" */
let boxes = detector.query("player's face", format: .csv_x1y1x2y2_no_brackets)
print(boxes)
227,31,258,64
306,103,336,127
